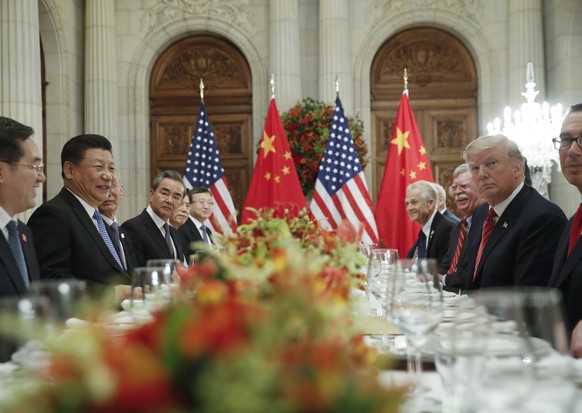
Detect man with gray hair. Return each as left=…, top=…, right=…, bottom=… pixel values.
left=405, top=180, right=454, bottom=264
left=433, top=183, right=460, bottom=223
left=462, top=134, right=566, bottom=290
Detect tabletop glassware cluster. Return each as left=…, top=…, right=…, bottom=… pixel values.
left=359, top=244, right=580, bottom=413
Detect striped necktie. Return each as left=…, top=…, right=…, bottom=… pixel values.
left=201, top=224, right=210, bottom=244
left=93, top=210, right=124, bottom=270
left=163, top=223, right=175, bottom=258
left=447, top=218, right=468, bottom=273
left=473, top=208, right=497, bottom=282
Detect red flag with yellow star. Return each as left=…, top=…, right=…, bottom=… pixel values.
left=241, top=98, right=307, bottom=223
left=375, top=91, right=434, bottom=256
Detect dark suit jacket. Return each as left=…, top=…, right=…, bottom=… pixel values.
left=464, top=185, right=566, bottom=291
left=548, top=216, right=582, bottom=335
left=121, top=209, right=185, bottom=267
left=178, top=218, right=212, bottom=262
left=27, top=188, right=130, bottom=295
left=0, top=220, right=41, bottom=297
left=438, top=218, right=472, bottom=293
left=104, top=221, right=138, bottom=273
left=406, top=211, right=454, bottom=265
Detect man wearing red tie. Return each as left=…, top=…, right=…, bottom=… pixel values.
left=548, top=103, right=582, bottom=357
left=437, top=164, right=484, bottom=292
left=462, top=134, right=566, bottom=291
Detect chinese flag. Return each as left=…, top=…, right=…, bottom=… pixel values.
left=375, top=91, right=434, bottom=257
left=241, top=98, right=307, bottom=223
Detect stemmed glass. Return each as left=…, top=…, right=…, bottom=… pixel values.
left=387, top=258, right=443, bottom=390
left=473, top=288, right=575, bottom=413
left=28, top=279, right=89, bottom=322
left=130, top=266, right=173, bottom=322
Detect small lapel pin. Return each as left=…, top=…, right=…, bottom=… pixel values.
left=121, top=233, right=125, bottom=239
left=502, top=222, right=508, bottom=228
left=21, top=233, right=27, bottom=243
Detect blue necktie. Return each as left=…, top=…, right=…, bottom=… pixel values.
left=201, top=224, right=210, bottom=245
left=417, top=230, right=427, bottom=259
left=93, top=210, right=124, bottom=269
left=6, top=221, right=29, bottom=287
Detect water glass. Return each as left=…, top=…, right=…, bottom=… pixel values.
left=28, top=279, right=89, bottom=322
left=131, top=266, right=172, bottom=320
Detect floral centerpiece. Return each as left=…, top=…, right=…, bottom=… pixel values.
left=0, top=214, right=402, bottom=413
left=282, top=98, right=369, bottom=198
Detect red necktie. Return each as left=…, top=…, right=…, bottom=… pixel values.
left=473, top=208, right=497, bottom=282
left=447, top=218, right=468, bottom=273
left=568, top=204, right=582, bottom=256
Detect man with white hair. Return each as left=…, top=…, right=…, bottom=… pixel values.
left=434, top=182, right=460, bottom=223
left=405, top=180, right=454, bottom=264
left=462, top=134, right=566, bottom=290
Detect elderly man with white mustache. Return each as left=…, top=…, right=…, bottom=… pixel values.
left=437, top=164, right=484, bottom=292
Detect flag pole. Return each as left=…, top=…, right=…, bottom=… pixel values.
left=403, top=68, right=408, bottom=96
left=270, top=74, right=275, bottom=99
left=200, top=78, right=205, bottom=102
left=335, top=76, right=340, bottom=98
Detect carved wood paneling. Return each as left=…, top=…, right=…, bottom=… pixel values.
left=370, top=27, right=478, bottom=211
left=150, top=35, right=252, bottom=218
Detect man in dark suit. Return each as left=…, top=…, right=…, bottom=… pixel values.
left=437, top=164, right=484, bottom=293
left=405, top=180, right=454, bottom=265
left=98, top=172, right=138, bottom=272
left=27, top=134, right=131, bottom=301
left=462, top=134, right=566, bottom=291
left=121, top=170, right=186, bottom=267
left=547, top=103, right=582, bottom=356
left=0, top=117, right=44, bottom=297
left=179, top=187, right=214, bottom=262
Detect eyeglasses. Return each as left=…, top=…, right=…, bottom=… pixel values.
left=553, top=135, right=582, bottom=151
left=449, top=183, right=471, bottom=192
left=0, top=160, right=44, bottom=176
left=192, top=200, right=214, bottom=207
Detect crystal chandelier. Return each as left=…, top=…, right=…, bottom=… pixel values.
left=486, top=62, right=563, bottom=198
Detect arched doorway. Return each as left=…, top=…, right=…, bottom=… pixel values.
left=370, top=27, right=477, bottom=215
left=149, top=35, right=252, bottom=214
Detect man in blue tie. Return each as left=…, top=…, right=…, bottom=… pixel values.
left=0, top=116, right=44, bottom=297
left=28, top=134, right=132, bottom=302
left=405, top=180, right=454, bottom=265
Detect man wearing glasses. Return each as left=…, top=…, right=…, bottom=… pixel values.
left=548, top=103, right=582, bottom=357
left=0, top=116, right=44, bottom=297
left=179, top=187, right=214, bottom=262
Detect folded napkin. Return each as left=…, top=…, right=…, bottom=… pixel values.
left=354, top=316, right=401, bottom=335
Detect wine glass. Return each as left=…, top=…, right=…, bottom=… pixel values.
left=146, top=259, right=182, bottom=284
left=387, top=258, right=443, bottom=390
left=471, top=288, right=539, bottom=411
left=433, top=319, right=489, bottom=413
left=28, top=279, right=89, bottom=322
left=130, top=266, right=172, bottom=321
left=0, top=296, right=54, bottom=365
left=473, top=288, right=575, bottom=413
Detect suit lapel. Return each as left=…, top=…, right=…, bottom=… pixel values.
left=62, top=189, right=125, bottom=273
left=18, top=221, right=39, bottom=283
left=550, top=218, right=581, bottom=288
left=426, top=214, right=439, bottom=254
left=142, top=211, right=172, bottom=256
left=0, top=235, right=27, bottom=294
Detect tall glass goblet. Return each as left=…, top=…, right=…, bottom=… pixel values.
left=471, top=288, right=537, bottom=411
left=387, top=258, right=443, bottom=389
left=28, top=279, right=89, bottom=322
left=130, top=266, right=172, bottom=322
left=474, top=287, right=575, bottom=413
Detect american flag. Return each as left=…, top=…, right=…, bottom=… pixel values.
left=310, top=97, right=378, bottom=244
left=184, top=102, right=237, bottom=234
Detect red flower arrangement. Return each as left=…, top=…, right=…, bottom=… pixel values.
left=282, top=98, right=369, bottom=198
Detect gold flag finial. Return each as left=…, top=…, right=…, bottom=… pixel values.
left=403, top=68, right=408, bottom=91
left=270, top=74, right=275, bottom=99
left=200, top=78, right=205, bottom=101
